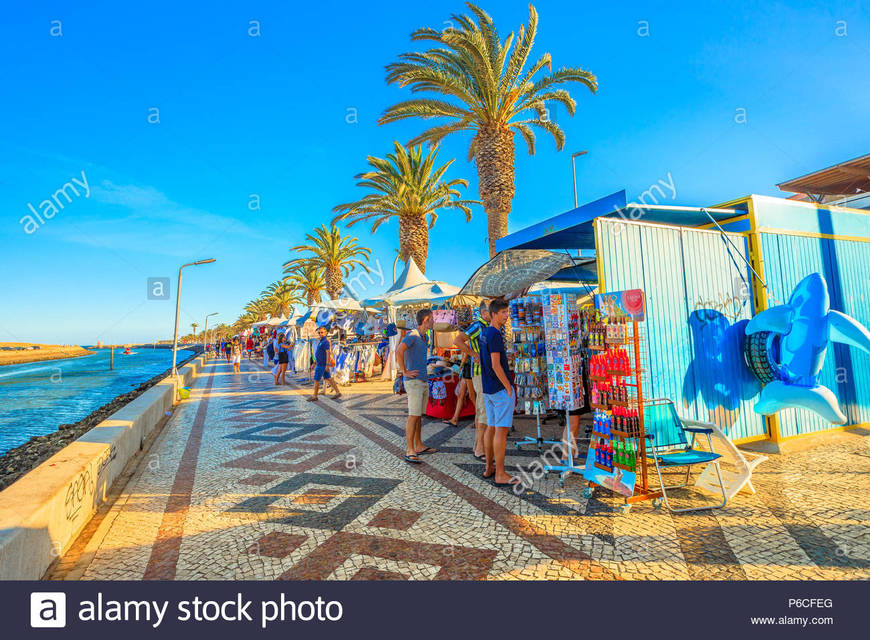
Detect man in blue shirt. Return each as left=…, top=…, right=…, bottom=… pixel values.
left=308, top=326, right=342, bottom=401
left=396, top=309, right=436, bottom=463
left=480, top=299, right=517, bottom=486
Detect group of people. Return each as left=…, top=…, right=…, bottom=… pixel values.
left=397, top=301, right=519, bottom=487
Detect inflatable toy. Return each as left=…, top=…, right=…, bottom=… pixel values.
left=745, top=273, right=870, bottom=424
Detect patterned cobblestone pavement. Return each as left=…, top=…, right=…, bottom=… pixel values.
left=53, top=360, right=870, bottom=581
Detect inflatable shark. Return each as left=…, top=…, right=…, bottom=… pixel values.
left=745, top=273, right=870, bottom=424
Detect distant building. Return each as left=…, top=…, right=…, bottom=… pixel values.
left=777, top=153, right=870, bottom=210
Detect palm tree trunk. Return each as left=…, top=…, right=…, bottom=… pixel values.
left=398, top=213, right=429, bottom=274
left=307, top=291, right=318, bottom=305
left=325, top=267, right=343, bottom=299
left=475, top=127, right=515, bottom=257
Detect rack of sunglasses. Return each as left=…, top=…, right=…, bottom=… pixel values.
left=509, top=297, right=561, bottom=451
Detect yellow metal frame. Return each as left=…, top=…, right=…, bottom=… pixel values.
left=776, top=422, right=869, bottom=442
left=755, top=227, right=870, bottom=244
left=594, top=218, right=605, bottom=293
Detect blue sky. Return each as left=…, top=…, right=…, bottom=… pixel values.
left=1, top=0, right=867, bottom=344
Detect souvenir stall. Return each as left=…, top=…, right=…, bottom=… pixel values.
left=366, top=257, right=476, bottom=420
left=308, top=298, right=385, bottom=385
left=459, top=249, right=600, bottom=480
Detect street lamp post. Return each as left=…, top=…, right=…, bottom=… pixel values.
left=203, top=312, right=218, bottom=359
left=172, top=258, right=216, bottom=377
left=571, top=150, right=588, bottom=208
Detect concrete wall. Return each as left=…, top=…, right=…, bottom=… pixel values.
left=0, top=356, right=204, bottom=580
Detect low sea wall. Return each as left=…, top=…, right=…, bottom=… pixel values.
left=0, top=356, right=205, bottom=580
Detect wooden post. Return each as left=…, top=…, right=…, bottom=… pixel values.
left=110, top=345, right=114, bottom=370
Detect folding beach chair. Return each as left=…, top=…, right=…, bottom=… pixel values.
left=693, top=422, right=768, bottom=501
left=644, top=398, right=727, bottom=513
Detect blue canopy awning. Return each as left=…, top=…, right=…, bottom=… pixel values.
left=495, top=190, right=745, bottom=252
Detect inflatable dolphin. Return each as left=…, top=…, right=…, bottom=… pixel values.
left=745, top=273, right=870, bottom=424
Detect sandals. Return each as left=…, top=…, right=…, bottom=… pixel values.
left=473, top=454, right=486, bottom=462
left=404, top=454, right=422, bottom=464
left=494, top=478, right=521, bottom=487
left=416, top=447, right=438, bottom=455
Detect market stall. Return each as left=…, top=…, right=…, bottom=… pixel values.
left=367, top=258, right=477, bottom=420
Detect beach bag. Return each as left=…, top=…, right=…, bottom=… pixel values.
left=433, top=309, right=458, bottom=332
left=271, top=364, right=279, bottom=375
left=393, top=376, right=406, bottom=395
left=429, top=380, right=447, bottom=402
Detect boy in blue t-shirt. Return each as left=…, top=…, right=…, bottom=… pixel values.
left=479, top=299, right=517, bottom=486
left=308, top=326, right=342, bottom=401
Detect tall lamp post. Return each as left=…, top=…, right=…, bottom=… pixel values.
left=571, top=150, right=588, bottom=208
left=203, top=312, right=218, bottom=359
left=172, top=258, right=216, bottom=376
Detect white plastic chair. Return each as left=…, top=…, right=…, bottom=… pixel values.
left=694, top=422, right=768, bottom=500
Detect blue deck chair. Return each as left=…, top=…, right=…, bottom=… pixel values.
left=644, top=398, right=727, bottom=513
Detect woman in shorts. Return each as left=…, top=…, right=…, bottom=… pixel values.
left=274, top=334, right=290, bottom=385
left=447, top=353, right=475, bottom=427
left=230, top=337, right=243, bottom=373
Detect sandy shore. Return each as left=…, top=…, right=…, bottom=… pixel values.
left=0, top=343, right=94, bottom=366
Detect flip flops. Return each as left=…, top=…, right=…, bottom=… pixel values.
left=417, top=447, right=438, bottom=455
left=404, top=454, right=422, bottom=464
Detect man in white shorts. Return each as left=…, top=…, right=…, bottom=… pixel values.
left=396, top=309, right=437, bottom=464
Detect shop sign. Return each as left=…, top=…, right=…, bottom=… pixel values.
left=594, top=289, right=645, bottom=321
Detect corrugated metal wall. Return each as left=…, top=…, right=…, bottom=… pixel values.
left=759, top=233, right=870, bottom=435
left=596, top=218, right=767, bottom=441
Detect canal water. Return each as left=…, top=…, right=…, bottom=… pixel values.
left=0, top=347, right=193, bottom=455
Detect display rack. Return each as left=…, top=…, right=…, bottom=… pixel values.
left=540, top=293, right=586, bottom=485
left=509, top=296, right=560, bottom=452
left=582, top=290, right=662, bottom=512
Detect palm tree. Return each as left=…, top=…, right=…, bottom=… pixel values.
left=380, top=2, right=597, bottom=256
left=190, top=322, right=199, bottom=337
left=244, top=298, right=271, bottom=321
left=284, top=264, right=327, bottom=305
left=261, top=280, right=302, bottom=318
left=332, top=142, right=478, bottom=273
left=283, top=224, right=371, bottom=299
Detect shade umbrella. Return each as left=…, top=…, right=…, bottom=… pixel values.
left=381, top=281, right=461, bottom=307
left=362, top=257, right=428, bottom=307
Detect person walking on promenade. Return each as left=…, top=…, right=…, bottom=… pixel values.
left=453, top=301, right=490, bottom=460
left=307, top=326, right=341, bottom=401
left=480, top=300, right=517, bottom=486
left=265, top=335, right=275, bottom=370
left=397, top=309, right=437, bottom=463
left=224, top=339, right=232, bottom=363
left=245, top=335, right=255, bottom=359
left=230, top=337, right=242, bottom=374
left=275, top=333, right=292, bottom=385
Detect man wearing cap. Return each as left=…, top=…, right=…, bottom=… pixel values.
left=308, top=326, right=342, bottom=401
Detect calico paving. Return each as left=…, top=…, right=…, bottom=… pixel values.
left=49, top=359, right=870, bottom=581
